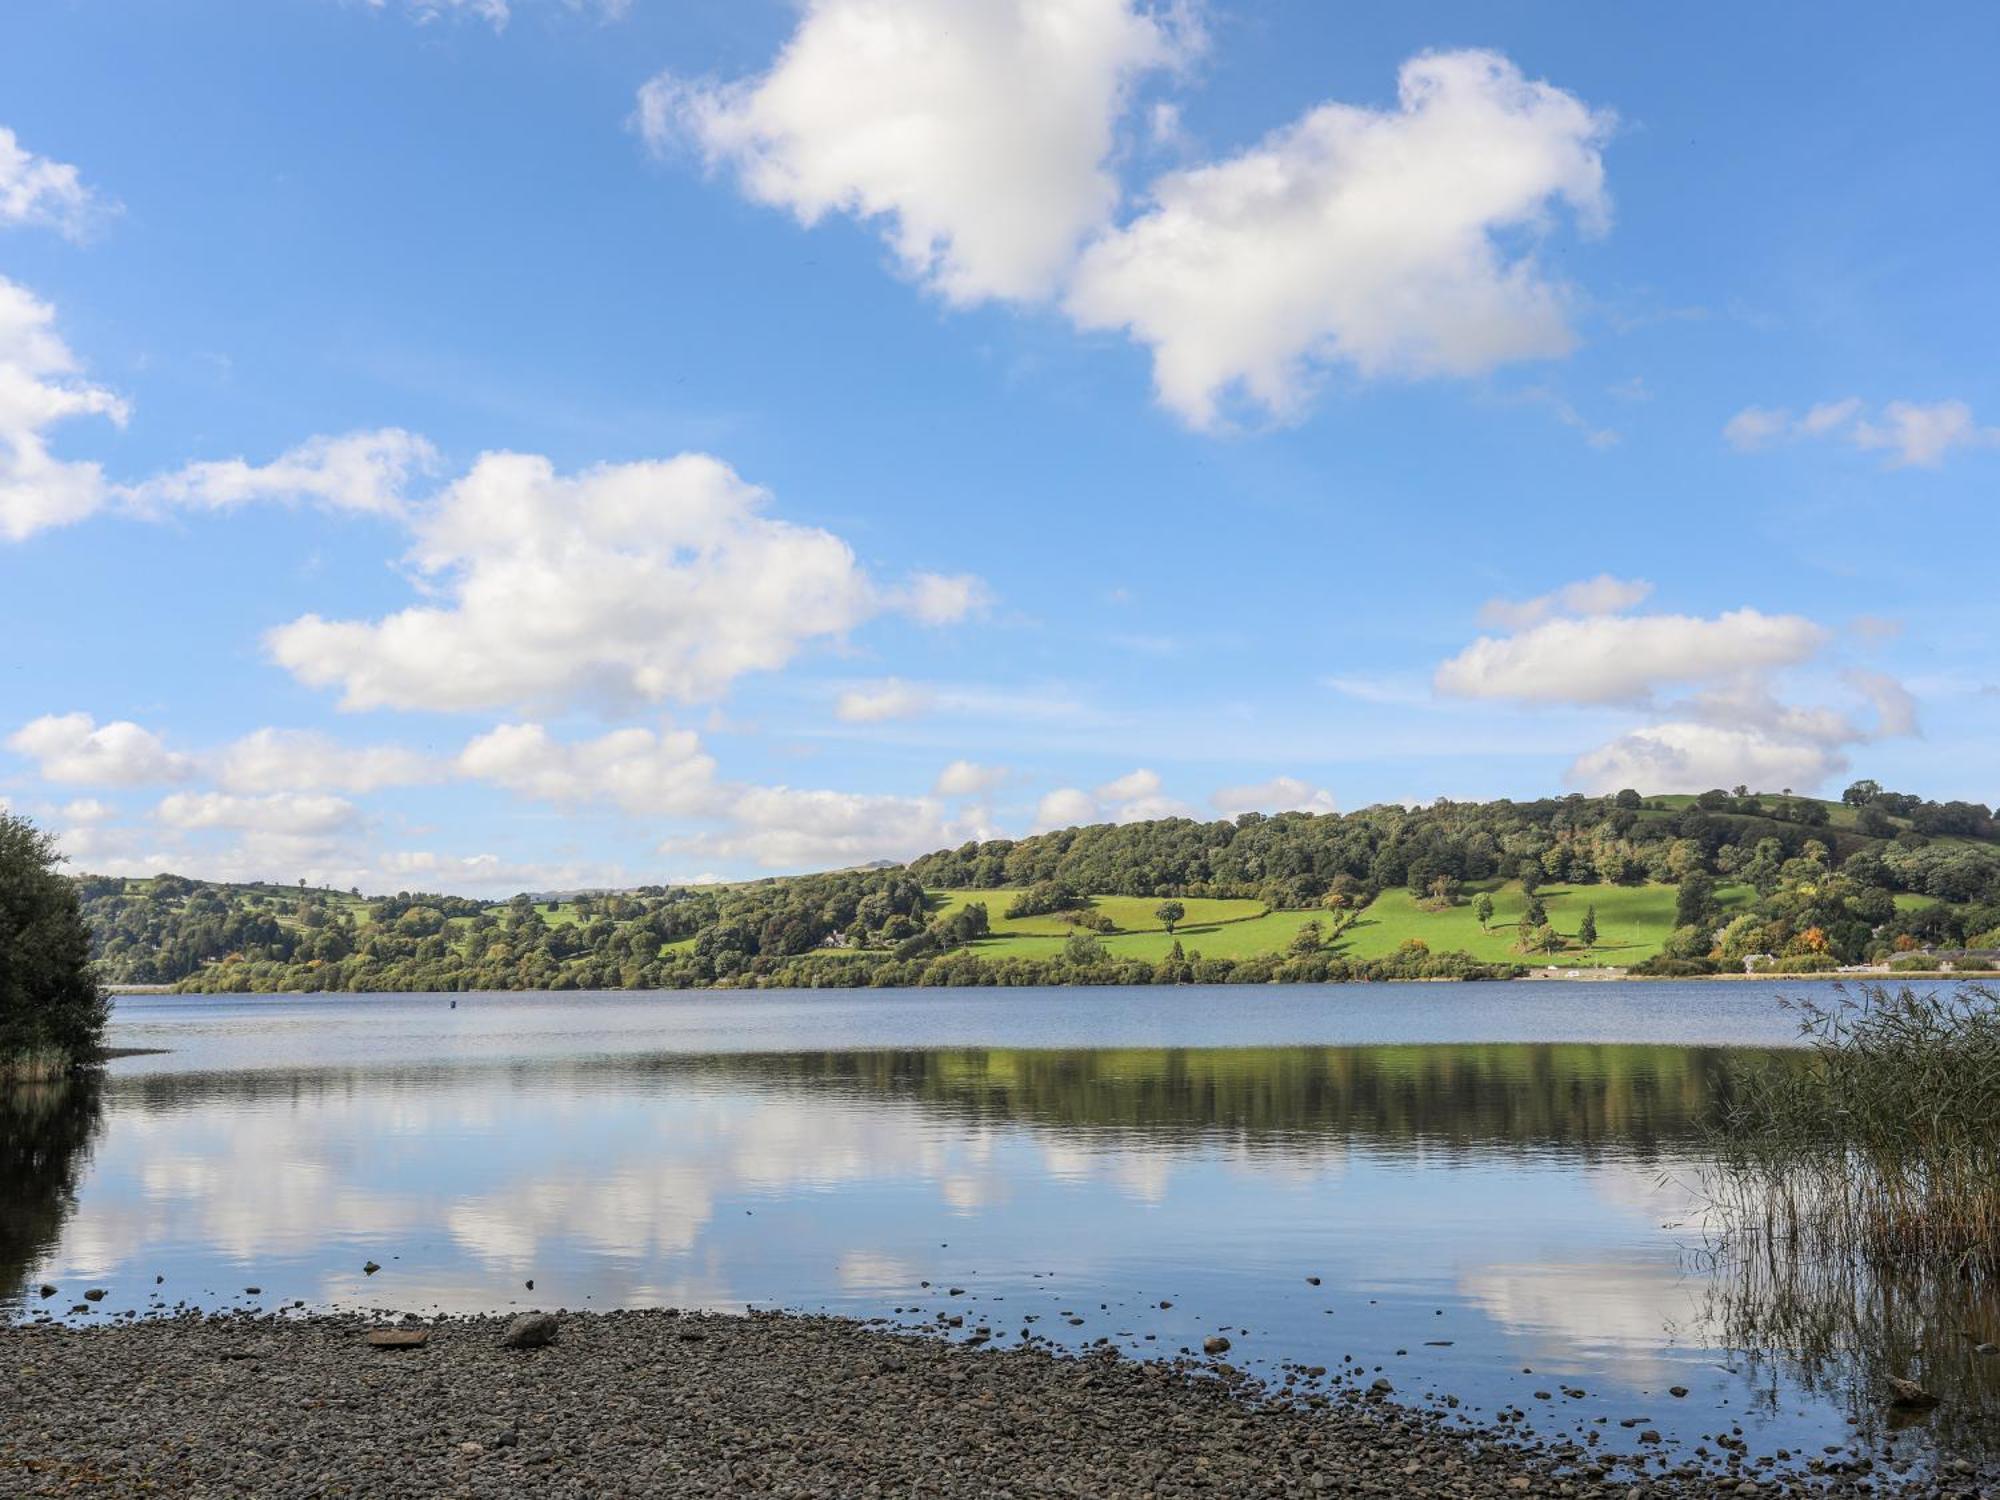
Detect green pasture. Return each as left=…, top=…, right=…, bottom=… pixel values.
left=940, top=879, right=1752, bottom=969
left=925, top=889, right=1265, bottom=937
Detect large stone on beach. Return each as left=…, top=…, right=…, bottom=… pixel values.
left=1887, top=1377, right=1939, bottom=1409
left=503, top=1313, right=559, bottom=1350
left=1202, top=1336, right=1230, bottom=1356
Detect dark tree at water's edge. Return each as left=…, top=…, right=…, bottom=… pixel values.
left=1, top=814, right=107, bottom=1069
left=0, top=1072, right=104, bottom=1304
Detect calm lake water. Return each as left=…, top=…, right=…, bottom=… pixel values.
left=7, top=981, right=1997, bottom=1473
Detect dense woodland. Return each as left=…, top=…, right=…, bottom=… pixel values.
left=73, top=782, right=2000, bottom=994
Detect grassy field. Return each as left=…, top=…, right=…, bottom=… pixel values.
left=923, top=879, right=1748, bottom=968
left=1333, top=879, right=1750, bottom=966
left=926, top=889, right=1265, bottom=938
left=959, top=906, right=1331, bottom=963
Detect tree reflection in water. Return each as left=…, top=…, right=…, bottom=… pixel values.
left=0, top=1072, right=105, bottom=1308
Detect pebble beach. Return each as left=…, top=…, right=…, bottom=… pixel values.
left=1, top=1309, right=1988, bottom=1499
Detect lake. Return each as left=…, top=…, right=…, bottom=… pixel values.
left=6, top=981, right=1997, bottom=1474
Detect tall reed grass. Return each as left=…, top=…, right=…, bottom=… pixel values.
left=1706, top=983, right=2000, bottom=1273
left=0, top=1045, right=78, bottom=1082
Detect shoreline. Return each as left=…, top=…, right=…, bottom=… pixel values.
left=0, top=1308, right=1938, bottom=1497
left=113, top=969, right=1971, bottom=999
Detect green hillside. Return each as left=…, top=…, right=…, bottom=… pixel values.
left=63, top=779, right=2000, bottom=992
left=925, top=880, right=1748, bottom=968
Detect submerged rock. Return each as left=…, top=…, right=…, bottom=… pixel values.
left=1886, top=1378, right=1939, bottom=1410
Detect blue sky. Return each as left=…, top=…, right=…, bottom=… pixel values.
left=2, top=0, right=1996, bottom=893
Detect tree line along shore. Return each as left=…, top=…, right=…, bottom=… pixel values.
left=41, top=781, right=2000, bottom=997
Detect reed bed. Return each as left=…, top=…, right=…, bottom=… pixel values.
left=0, top=1046, right=79, bottom=1083
left=1705, top=983, right=2000, bottom=1273
left=1692, top=1233, right=2000, bottom=1456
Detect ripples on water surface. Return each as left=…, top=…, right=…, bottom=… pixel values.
left=6, top=982, right=1998, bottom=1471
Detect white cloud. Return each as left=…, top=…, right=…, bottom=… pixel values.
left=382, top=0, right=512, bottom=24
left=1567, top=724, right=1847, bottom=797
left=364, top=0, right=630, bottom=31
left=457, top=722, right=718, bottom=816
left=1095, top=766, right=1160, bottom=801
left=7, top=713, right=192, bottom=786
left=59, top=798, right=116, bottom=823
left=0, top=126, right=110, bottom=240
left=1322, top=674, right=1432, bottom=707
left=1724, top=397, right=1997, bottom=468
left=1843, top=669, right=1918, bottom=738
left=835, top=678, right=935, bottom=723
left=1435, top=594, right=1919, bottom=797
left=126, top=429, right=437, bottom=519
left=1034, top=786, right=1100, bottom=830
left=657, top=33, right=1612, bottom=430
left=933, top=759, right=1008, bottom=797
left=641, top=0, right=1192, bottom=305
left=267, top=450, right=982, bottom=712
left=46, top=821, right=174, bottom=877
left=216, top=728, right=442, bottom=794
left=1477, top=574, right=1651, bottom=631
left=1112, top=793, right=1193, bottom=823
left=1033, top=768, right=1189, bottom=830
left=1853, top=400, right=1994, bottom=468
left=155, top=790, right=362, bottom=837
left=1065, top=50, right=1612, bottom=426
left=1210, top=775, right=1337, bottom=818
left=666, top=784, right=968, bottom=871
left=1797, top=397, right=1862, bottom=437
left=1434, top=609, right=1828, bottom=706
left=1720, top=406, right=1790, bottom=451
left=373, top=848, right=636, bottom=896
left=0, top=276, right=129, bottom=540
left=895, top=572, right=990, bottom=625
left=441, top=720, right=1000, bottom=872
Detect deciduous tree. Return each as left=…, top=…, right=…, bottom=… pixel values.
left=1, top=814, right=107, bottom=1072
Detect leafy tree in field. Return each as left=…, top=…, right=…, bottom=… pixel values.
left=1578, top=905, right=1598, bottom=950
left=1521, top=893, right=1547, bottom=931
left=1290, top=919, right=1324, bottom=956
left=1006, top=880, right=1086, bottom=919
left=1472, top=892, right=1495, bottom=930
left=1675, top=871, right=1715, bottom=931
left=1535, top=922, right=1564, bottom=954
left=1, top=814, right=107, bottom=1071
left=1857, top=805, right=1896, bottom=838
left=1154, top=900, right=1186, bottom=934
left=1062, top=931, right=1106, bottom=966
